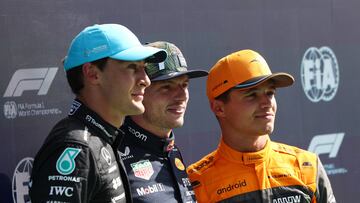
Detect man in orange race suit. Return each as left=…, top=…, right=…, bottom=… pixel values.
left=187, top=49, right=336, bottom=203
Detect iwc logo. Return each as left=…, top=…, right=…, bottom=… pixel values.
left=301, top=47, right=339, bottom=102
left=12, top=157, right=33, bottom=203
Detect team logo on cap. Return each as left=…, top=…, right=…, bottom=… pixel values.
left=131, top=160, right=154, bottom=180
left=212, top=80, right=228, bottom=92
left=175, top=158, right=185, bottom=171
left=301, top=47, right=339, bottom=102
left=158, top=62, right=165, bottom=70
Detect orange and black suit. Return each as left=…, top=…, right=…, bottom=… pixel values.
left=187, top=138, right=336, bottom=203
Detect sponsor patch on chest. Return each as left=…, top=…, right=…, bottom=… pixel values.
left=130, top=160, right=154, bottom=180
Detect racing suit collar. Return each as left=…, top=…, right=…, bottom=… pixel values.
left=218, top=137, right=271, bottom=165
left=121, top=117, right=175, bottom=156
left=68, top=99, right=124, bottom=144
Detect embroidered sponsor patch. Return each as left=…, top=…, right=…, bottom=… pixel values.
left=175, top=158, right=185, bottom=171
left=130, top=160, right=154, bottom=180
left=56, top=148, right=81, bottom=175
left=101, top=147, right=112, bottom=166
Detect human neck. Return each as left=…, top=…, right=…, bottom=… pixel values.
left=130, top=116, right=171, bottom=139
left=77, top=95, right=124, bottom=128
left=222, top=132, right=269, bottom=152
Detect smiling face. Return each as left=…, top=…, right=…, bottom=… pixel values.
left=132, top=75, right=189, bottom=137
left=213, top=80, right=277, bottom=138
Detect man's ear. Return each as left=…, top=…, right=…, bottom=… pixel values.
left=82, top=63, right=100, bottom=85
left=210, top=99, right=226, bottom=118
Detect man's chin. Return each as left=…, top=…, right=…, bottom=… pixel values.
left=127, top=103, right=145, bottom=116
left=255, top=125, right=274, bottom=135
left=264, top=127, right=274, bottom=135
left=168, top=119, right=184, bottom=129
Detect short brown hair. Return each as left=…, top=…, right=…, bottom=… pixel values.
left=66, top=57, right=109, bottom=95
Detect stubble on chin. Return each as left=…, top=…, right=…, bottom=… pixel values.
left=127, top=102, right=145, bottom=116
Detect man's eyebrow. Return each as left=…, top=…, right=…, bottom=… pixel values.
left=241, top=85, right=276, bottom=94
left=242, top=87, right=258, bottom=94
left=126, top=62, right=144, bottom=68
left=163, top=80, right=180, bottom=86
left=154, top=80, right=173, bottom=86
left=158, top=78, right=189, bottom=85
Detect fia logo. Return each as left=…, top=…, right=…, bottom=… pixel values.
left=56, top=148, right=81, bottom=175
left=3, top=67, right=58, bottom=97
left=301, top=47, right=339, bottom=102
left=12, top=157, right=33, bottom=203
left=3, top=101, right=17, bottom=119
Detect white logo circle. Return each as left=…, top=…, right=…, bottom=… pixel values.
left=12, top=157, right=33, bottom=203
left=101, top=147, right=112, bottom=165
left=301, top=47, right=339, bottom=102
left=4, top=101, right=17, bottom=119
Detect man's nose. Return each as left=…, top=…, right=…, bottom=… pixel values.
left=174, top=85, right=188, bottom=101
left=138, top=68, right=151, bottom=88
left=259, top=94, right=272, bottom=108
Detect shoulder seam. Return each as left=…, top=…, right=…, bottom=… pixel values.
left=188, top=152, right=217, bottom=174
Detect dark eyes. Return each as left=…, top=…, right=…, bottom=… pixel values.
left=161, top=85, right=171, bottom=90
left=127, top=64, right=137, bottom=70
left=267, top=90, right=276, bottom=96
left=246, top=93, right=257, bottom=98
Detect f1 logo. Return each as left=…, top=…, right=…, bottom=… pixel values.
left=308, top=133, right=345, bottom=158
left=3, top=67, right=58, bottom=97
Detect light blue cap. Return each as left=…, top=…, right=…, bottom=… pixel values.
left=63, top=24, right=167, bottom=71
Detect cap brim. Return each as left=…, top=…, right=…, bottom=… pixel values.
left=235, top=73, right=294, bottom=89
left=110, top=46, right=167, bottom=63
left=151, top=69, right=208, bottom=81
